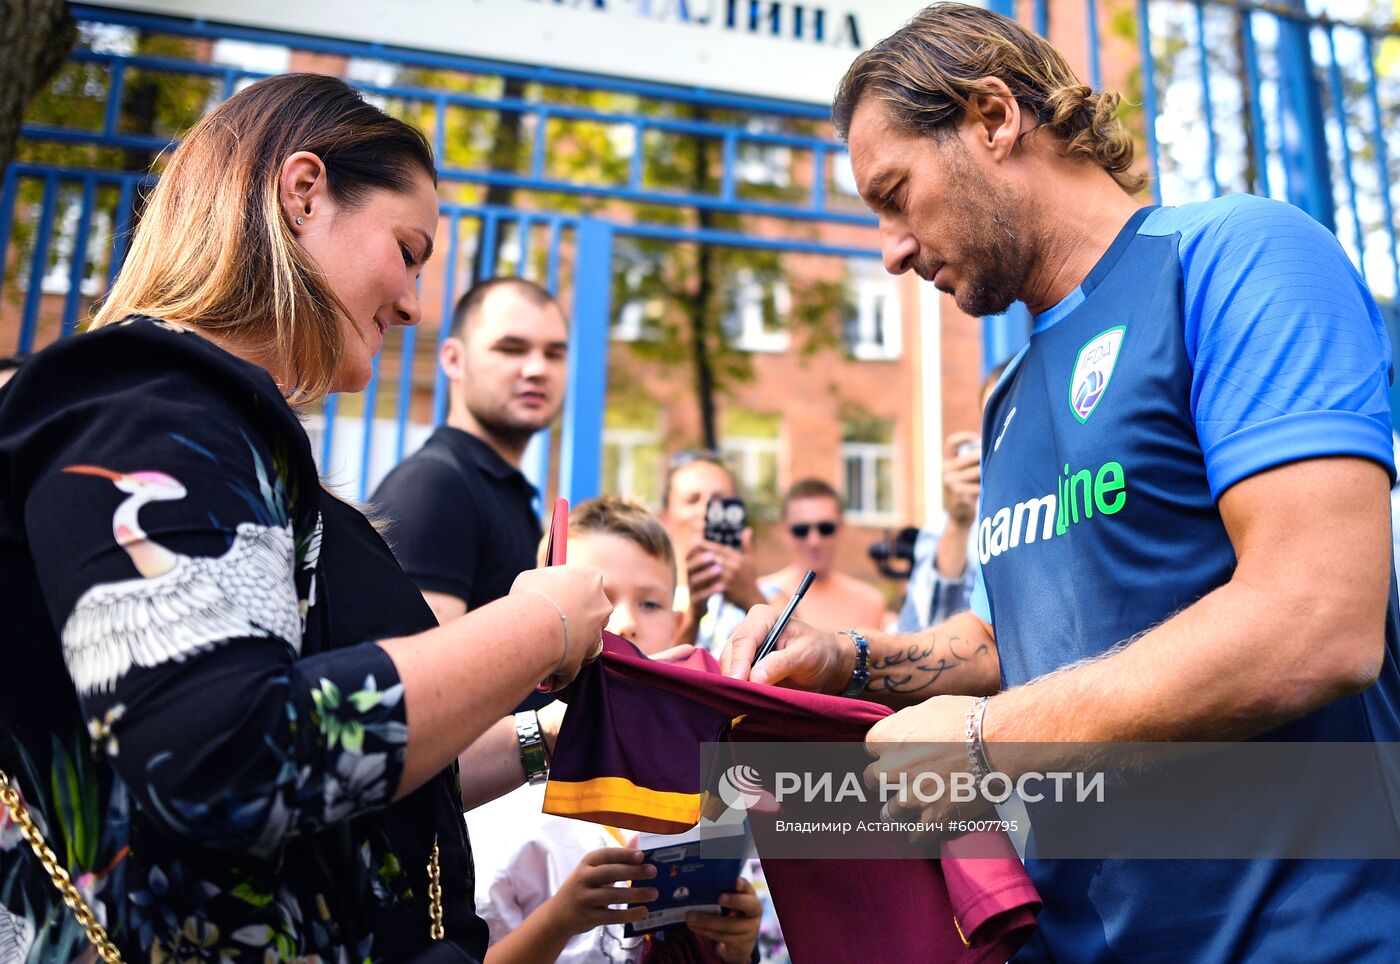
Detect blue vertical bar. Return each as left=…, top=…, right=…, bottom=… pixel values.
left=1034, top=0, right=1048, bottom=36
left=629, top=121, right=646, bottom=189
left=987, top=0, right=1013, bottom=16
left=357, top=354, right=380, bottom=502
left=103, top=61, right=126, bottom=137
left=1194, top=1, right=1221, bottom=196
left=1275, top=1, right=1335, bottom=230
left=478, top=215, right=500, bottom=284
left=811, top=146, right=827, bottom=211
left=432, top=212, right=462, bottom=427
left=320, top=394, right=339, bottom=473
left=720, top=132, right=738, bottom=201
left=221, top=68, right=237, bottom=101
left=21, top=174, right=61, bottom=354
left=1240, top=11, right=1272, bottom=198
left=62, top=176, right=98, bottom=335
left=0, top=168, right=21, bottom=309
left=1363, top=34, right=1400, bottom=304
left=529, top=218, right=567, bottom=498
left=107, top=177, right=136, bottom=287
left=1086, top=0, right=1102, bottom=90
left=1136, top=0, right=1163, bottom=203
left=394, top=319, right=419, bottom=463
left=1325, top=25, right=1366, bottom=280
left=559, top=219, right=613, bottom=504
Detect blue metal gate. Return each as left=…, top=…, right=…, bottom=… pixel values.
left=1, top=4, right=888, bottom=502
left=3, top=0, right=1397, bottom=503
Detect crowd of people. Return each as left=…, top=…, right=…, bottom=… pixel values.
left=1, top=2, right=1397, bottom=962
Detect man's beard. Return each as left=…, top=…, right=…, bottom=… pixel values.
left=471, top=404, right=554, bottom=452
left=922, top=153, right=1034, bottom=318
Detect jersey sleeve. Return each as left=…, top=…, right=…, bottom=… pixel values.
left=374, top=455, right=482, bottom=604
left=1178, top=196, right=1395, bottom=498
left=1, top=322, right=407, bottom=857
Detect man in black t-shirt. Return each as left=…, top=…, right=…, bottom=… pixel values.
left=373, top=278, right=568, bottom=625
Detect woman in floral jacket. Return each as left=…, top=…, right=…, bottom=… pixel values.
left=0, top=73, right=611, bottom=963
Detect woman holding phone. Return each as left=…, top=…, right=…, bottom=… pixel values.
left=657, top=451, right=772, bottom=654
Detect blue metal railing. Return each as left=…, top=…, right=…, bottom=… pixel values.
left=1133, top=0, right=1398, bottom=303
left=23, top=49, right=872, bottom=227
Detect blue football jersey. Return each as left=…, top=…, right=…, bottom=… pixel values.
left=969, top=195, right=1400, bottom=961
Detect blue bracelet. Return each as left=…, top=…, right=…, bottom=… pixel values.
left=839, top=630, right=870, bottom=697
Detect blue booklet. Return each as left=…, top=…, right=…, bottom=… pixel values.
left=623, top=817, right=751, bottom=935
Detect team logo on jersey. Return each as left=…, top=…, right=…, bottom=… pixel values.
left=1069, top=325, right=1126, bottom=423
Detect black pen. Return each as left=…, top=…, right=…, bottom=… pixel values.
left=751, top=569, right=816, bottom=668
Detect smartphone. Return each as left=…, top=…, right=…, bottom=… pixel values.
left=703, top=497, right=746, bottom=550
left=536, top=498, right=569, bottom=693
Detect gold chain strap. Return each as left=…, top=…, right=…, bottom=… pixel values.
left=426, top=834, right=444, bottom=941
left=0, top=768, right=124, bottom=963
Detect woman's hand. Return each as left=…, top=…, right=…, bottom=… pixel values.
left=544, top=847, right=659, bottom=936
left=511, top=564, right=612, bottom=686
left=686, top=530, right=764, bottom=612
left=685, top=877, right=762, bottom=963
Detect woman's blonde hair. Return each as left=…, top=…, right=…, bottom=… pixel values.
left=832, top=2, right=1148, bottom=194
left=92, top=73, right=437, bottom=404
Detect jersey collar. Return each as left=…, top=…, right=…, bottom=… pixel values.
left=1031, top=205, right=1158, bottom=336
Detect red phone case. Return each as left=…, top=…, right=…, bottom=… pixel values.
left=537, top=497, right=569, bottom=692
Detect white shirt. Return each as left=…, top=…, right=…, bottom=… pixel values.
left=467, top=783, right=646, bottom=964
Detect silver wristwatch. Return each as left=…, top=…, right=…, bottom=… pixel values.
left=514, top=711, right=550, bottom=785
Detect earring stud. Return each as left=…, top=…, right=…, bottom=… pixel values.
left=295, top=216, right=304, bottom=225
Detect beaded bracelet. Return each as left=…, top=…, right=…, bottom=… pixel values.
left=965, top=696, right=993, bottom=782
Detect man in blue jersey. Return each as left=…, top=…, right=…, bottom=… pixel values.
left=721, top=3, right=1400, bottom=959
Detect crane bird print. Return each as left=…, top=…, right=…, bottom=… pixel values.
left=60, top=464, right=301, bottom=696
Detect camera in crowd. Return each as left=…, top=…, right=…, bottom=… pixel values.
left=868, top=526, right=921, bottom=580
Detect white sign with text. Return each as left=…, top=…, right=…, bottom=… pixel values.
left=85, top=0, right=921, bottom=105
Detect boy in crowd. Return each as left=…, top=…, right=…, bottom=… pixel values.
left=467, top=497, right=766, bottom=963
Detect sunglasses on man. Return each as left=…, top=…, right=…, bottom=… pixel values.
left=789, top=521, right=838, bottom=539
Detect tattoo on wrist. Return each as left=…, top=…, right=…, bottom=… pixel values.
left=869, top=635, right=990, bottom=694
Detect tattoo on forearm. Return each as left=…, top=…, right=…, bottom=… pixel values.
left=869, top=635, right=991, bottom=694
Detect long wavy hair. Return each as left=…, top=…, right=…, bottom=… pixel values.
left=92, top=73, right=437, bottom=404
left=832, top=2, right=1148, bottom=194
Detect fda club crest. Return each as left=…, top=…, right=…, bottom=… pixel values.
left=1069, top=325, right=1125, bottom=423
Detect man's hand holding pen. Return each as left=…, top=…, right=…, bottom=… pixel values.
left=720, top=613, right=856, bottom=694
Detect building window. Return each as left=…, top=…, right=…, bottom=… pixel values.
left=844, top=259, right=901, bottom=360
left=720, top=410, right=782, bottom=521
left=841, top=419, right=896, bottom=524
left=735, top=118, right=792, bottom=189
left=830, top=148, right=861, bottom=199
left=613, top=240, right=665, bottom=343
left=211, top=39, right=291, bottom=76
left=722, top=267, right=790, bottom=353
left=602, top=406, right=663, bottom=505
